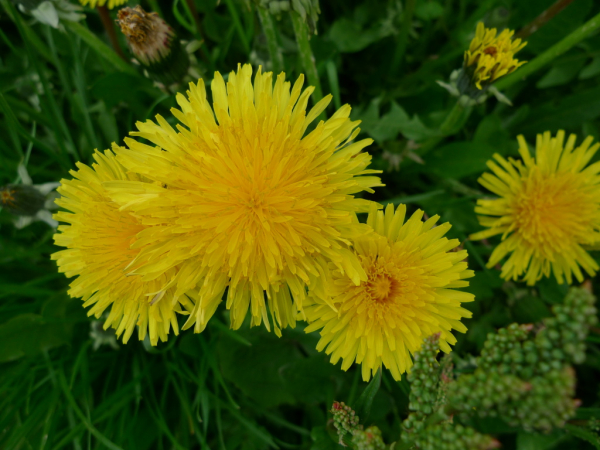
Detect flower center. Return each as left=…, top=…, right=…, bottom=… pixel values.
left=367, top=274, right=398, bottom=304
left=514, top=171, right=593, bottom=253
left=483, top=46, right=497, bottom=56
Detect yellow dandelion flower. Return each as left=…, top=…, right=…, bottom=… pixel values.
left=471, top=131, right=600, bottom=285
left=464, top=22, right=527, bottom=89
left=106, top=64, right=382, bottom=336
left=79, top=0, right=127, bottom=9
left=304, top=204, right=475, bottom=381
left=51, top=150, right=193, bottom=345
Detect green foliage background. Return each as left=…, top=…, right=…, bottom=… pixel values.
left=1, top=0, right=600, bottom=448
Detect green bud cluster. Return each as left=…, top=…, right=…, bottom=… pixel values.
left=330, top=402, right=388, bottom=449
left=351, top=426, right=385, bottom=450
left=394, top=287, right=596, bottom=448
left=331, top=401, right=360, bottom=444
left=412, top=423, right=498, bottom=450
left=402, top=334, right=442, bottom=438
left=446, top=287, right=596, bottom=431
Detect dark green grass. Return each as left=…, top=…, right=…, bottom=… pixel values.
left=1, top=0, right=600, bottom=448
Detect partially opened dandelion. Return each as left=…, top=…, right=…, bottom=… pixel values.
left=52, top=150, right=193, bottom=345
left=107, top=64, right=382, bottom=336
left=304, top=204, right=475, bottom=381
left=471, top=131, right=600, bottom=285
left=464, top=22, right=527, bottom=90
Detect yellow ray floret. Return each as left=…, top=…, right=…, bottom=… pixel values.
left=79, top=0, right=127, bottom=9
left=51, top=150, right=193, bottom=345
left=471, top=131, right=600, bottom=285
left=304, top=204, right=474, bottom=381
left=107, top=64, right=382, bottom=336
left=464, top=22, right=527, bottom=89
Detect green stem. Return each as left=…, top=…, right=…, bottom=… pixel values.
left=495, top=11, right=600, bottom=91
left=390, top=0, right=416, bottom=75
left=257, top=7, right=284, bottom=75
left=418, top=100, right=472, bottom=156
left=291, top=12, right=323, bottom=103
left=97, top=5, right=126, bottom=61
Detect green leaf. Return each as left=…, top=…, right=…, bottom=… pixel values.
left=353, top=368, right=381, bottom=422
left=514, top=86, right=600, bottom=137
left=310, top=426, right=339, bottom=450
left=414, top=1, right=444, bottom=21
left=536, top=58, right=587, bottom=89
left=424, top=142, right=497, bottom=179
left=565, top=424, right=600, bottom=450
left=516, top=430, right=566, bottom=450
left=329, top=18, right=392, bottom=53
left=0, top=313, right=73, bottom=362
left=512, top=295, right=552, bottom=324
left=354, top=99, right=435, bottom=143
left=580, top=56, right=600, bottom=80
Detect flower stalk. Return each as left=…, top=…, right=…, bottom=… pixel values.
left=495, top=11, right=600, bottom=90
left=291, top=11, right=323, bottom=104
left=257, top=7, right=284, bottom=74
left=97, top=5, right=126, bottom=60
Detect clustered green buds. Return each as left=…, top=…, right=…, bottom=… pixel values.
left=447, top=286, right=596, bottom=431
left=388, top=286, right=596, bottom=449
left=331, top=402, right=386, bottom=449
left=331, top=401, right=360, bottom=445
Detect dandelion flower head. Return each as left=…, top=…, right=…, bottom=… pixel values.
left=79, top=0, right=127, bottom=9
left=52, top=150, right=192, bottom=346
left=464, top=22, right=526, bottom=89
left=471, top=131, right=600, bottom=285
left=304, top=204, right=474, bottom=381
left=117, top=6, right=176, bottom=66
left=108, top=64, right=382, bottom=336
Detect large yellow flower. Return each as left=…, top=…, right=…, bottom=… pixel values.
left=79, top=0, right=127, bottom=9
left=52, top=150, right=192, bottom=345
left=304, top=204, right=474, bottom=381
left=471, top=131, right=600, bottom=285
left=464, top=22, right=526, bottom=89
left=107, top=64, right=382, bottom=336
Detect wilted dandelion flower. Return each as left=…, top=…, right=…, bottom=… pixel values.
left=117, top=5, right=189, bottom=84
left=108, top=64, right=382, bottom=336
left=464, top=22, right=526, bottom=89
left=304, top=204, right=474, bottom=381
left=471, top=131, right=600, bottom=285
left=52, top=150, right=192, bottom=345
left=79, top=0, right=126, bottom=9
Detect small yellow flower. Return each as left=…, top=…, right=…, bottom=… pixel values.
left=471, top=131, right=600, bottom=285
left=79, top=0, right=127, bottom=9
left=464, top=22, right=527, bottom=89
left=51, top=150, right=193, bottom=345
left=304, top=204, right=474, bottom=381
left=106, top=64, right=382, bottom=336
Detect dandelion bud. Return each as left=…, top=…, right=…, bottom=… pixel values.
left=1, top=184, right=46, bottom=217
left=463, top=22, right=527, bottom=91
left=117, top=5, right=189, bottom=85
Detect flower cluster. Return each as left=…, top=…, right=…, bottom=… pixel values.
left=51, top=64, right=475, bottom=382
